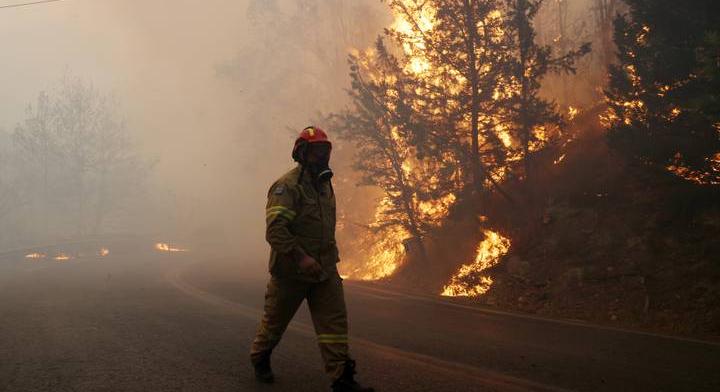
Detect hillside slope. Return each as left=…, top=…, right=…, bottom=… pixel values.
left=401, top=112, right=720, bottom=338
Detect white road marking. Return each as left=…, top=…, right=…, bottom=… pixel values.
left=166, top=262, right=573, bottom=392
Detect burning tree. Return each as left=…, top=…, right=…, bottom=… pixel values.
left=386, top=0, right=588, bottom=189
left=331, top=0, right=589, bottom=282
left=503, top=0, right=589, bottom=183
left=604, top=0, right=720, bottom=184
left=331, top=39, right=459, bottom=278
left=386, top=0, right=513, bottom=194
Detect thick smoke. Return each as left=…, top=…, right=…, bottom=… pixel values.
left=0, top=0, right=389, bottom=269
left=0, top=0, right=613, bottom=267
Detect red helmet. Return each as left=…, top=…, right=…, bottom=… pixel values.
left=292, top=126, right=332, bottom=162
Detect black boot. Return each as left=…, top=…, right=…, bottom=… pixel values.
left=252, top=354, right=274, bottom=384
left=331, top=360, right=374, bottom=392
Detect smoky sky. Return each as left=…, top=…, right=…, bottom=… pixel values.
left=0, top=0, right=598, bottom=262
left=0, top=0, right=391, bottom=264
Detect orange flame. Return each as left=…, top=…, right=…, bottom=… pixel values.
left=340, top=197, right=410, bottom=280
left=25, top=252, right=46, bottom=260
left=54, top=253, right=71, bottom=262
left=155, top=242, right=187, bottom=253
left=342, top=2, right=518, bottom=282
left=568, top=106, right=580, bottom=121
left=667, top=152, right=720, bottom=185
left=441, top=230, right=511, bottom=297
left=352, top=226, right=409, bottom=281
left=391, top=0, right=436, bottom=75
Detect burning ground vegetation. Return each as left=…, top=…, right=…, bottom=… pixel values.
left=331, top=0, right=720, bottom=336
left=155, top=242, right=188, bottom=253
left=25, top=250, right=102, bottom=262
left=23, top=243, right=187, bottom=262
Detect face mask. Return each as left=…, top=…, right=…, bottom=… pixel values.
left=308, top=159, right=333, bottom=183
left=315, top=165, right=334, bottom=183
left=305, top=143, right=333, bottom=182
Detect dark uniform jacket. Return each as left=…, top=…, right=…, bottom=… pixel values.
left=265, top=165, right=339, bottom=281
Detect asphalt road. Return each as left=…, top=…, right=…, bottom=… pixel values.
left=1, top=243, right=719, bottom=392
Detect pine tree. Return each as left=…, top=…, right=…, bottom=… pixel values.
left=605, top=0, right=720, bottom=184
left=330, top=39, right=460, bottom=263
left=503, top=0, right=589, bottom=183
left=387, top=0, right=515, bottom=194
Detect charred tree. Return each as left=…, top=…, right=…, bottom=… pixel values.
left=504, top=0, right=589, bottom=184
left=605, top=0, right=720, bottom=184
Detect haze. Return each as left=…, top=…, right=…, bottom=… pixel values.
left=0, top=0, right=388, bottom=263
left=1, top=1, right=718, bottom=391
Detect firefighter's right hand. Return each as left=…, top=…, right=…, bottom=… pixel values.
left=298, top=254, right=323, bottom=276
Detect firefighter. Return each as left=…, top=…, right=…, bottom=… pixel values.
left=250, top=126, right=374, bottom=392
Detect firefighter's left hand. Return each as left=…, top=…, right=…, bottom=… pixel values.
left=298, top=254, right=323, bottom=276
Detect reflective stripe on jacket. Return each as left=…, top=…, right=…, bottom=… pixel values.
left=265, top=165, right=338, bottom=281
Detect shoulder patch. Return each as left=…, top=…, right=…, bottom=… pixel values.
left=273, top=184, right=286, bottom=195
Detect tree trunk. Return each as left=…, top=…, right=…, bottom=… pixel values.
left=463, top=0, right=483, bottom=193
left=596, top=0, right=617, bottom=68
left=517, top=0, right=532, bottom=184
left=386, top=132, right=429, bottom=265
left=558, top=0, right=569, bottom=103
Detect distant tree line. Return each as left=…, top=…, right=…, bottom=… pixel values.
left=0, top=75, right=153, bottom=249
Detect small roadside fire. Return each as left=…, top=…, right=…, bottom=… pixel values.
left=441, top=229, right=511, bottom=297
left=99, top=248, right=110, bottom=257
left=155, top=243, right=187, bottom=253
left=54, top=253, right=72, bottom=262
left=25, top=252, right=46, bottom=260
